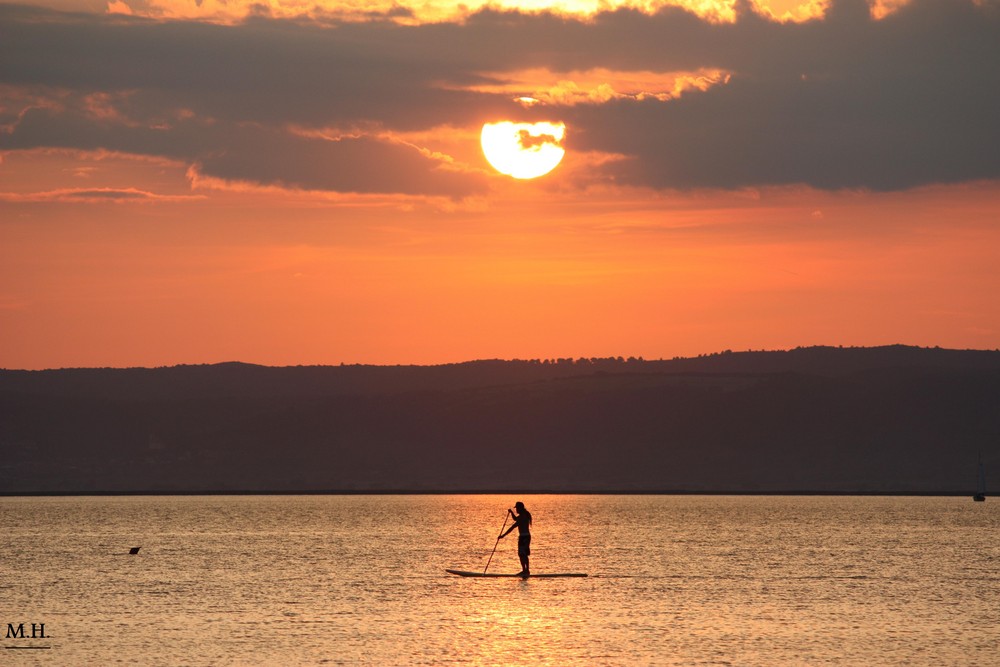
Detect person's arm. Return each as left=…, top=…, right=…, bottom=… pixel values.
left=499, top=510, right=518, bottom=538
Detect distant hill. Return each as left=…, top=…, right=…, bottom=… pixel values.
left=2, top=346, right=998, bottom=494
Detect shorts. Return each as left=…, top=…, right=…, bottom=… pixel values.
left=518, top=533, right=531, bottom=558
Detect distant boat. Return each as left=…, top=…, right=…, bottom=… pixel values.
left=973, top=453, right=986, bottom=502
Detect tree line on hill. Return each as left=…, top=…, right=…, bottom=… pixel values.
left=1, top=345, right=998, bottom=494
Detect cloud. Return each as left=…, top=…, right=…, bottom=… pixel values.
left=1, top=105, right=490, bottom=196
left=106, top=0, right=133, bottom=15
left=0, top=186, right=205, bottom=203
left=1, top=0, right=998, bottom=194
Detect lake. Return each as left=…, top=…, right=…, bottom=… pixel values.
left=2, top=495, right=997, bottom=665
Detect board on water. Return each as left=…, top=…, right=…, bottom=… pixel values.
left=446, top=569, right=587, bottom=578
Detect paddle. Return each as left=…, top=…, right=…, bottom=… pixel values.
left=483, top=511, right=509, bottom=575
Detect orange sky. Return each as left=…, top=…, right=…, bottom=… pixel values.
left=2, top=0, right=999, bottom=369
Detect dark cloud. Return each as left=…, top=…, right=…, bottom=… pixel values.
left=566, top=0, right=1000, bottom=191
left=518, top=129, right=560, bottom=150
left=1, top=106, right=489, bottom=196
left=195, top=126, right=488, bottom=196
left=1, top=0, right=998, bottom=194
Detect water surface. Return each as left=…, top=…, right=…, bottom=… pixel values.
left=2, top=495, right=997, bottom=665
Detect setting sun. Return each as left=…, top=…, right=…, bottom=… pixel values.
left=2, top=0, right=999, bottom=369
left=481, top=121, right=566, bottom=179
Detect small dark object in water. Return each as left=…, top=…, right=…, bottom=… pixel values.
left=129, top=546, right=141, bottom=555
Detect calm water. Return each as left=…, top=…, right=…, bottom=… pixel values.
left=2, top=495, right=997, bottom=665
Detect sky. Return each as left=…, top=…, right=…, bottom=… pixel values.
left=1, top=0, right=999, bottom=369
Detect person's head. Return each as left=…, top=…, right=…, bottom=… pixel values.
left=514, top=501, right=525, bottom=512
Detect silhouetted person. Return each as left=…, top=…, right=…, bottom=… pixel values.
left=500, top=501, right=532, bottom=576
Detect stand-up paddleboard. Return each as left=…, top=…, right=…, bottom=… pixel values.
left=446, top=569, right=587, bottom=578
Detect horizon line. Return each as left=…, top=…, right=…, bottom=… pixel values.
left=4, top=343, right=999, bottom=373
left=0, top=489, right=989, bottom=498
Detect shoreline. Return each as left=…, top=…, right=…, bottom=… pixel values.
left=0, top=489, right=988, bottom=497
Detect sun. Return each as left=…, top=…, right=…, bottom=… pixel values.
left=481, top=121, right=566, bottom=179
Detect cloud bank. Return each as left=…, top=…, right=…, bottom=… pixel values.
left=1, top=0, right=998, bottom=196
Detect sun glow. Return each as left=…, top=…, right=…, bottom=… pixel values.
left=98, top=0, right=843, bottom=25
left=461, top=67, right=731, bottom=106
left=481, top=121, right=566, bottom=180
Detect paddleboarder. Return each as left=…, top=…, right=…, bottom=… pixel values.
left=499, top=501, right=532, bottom=576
